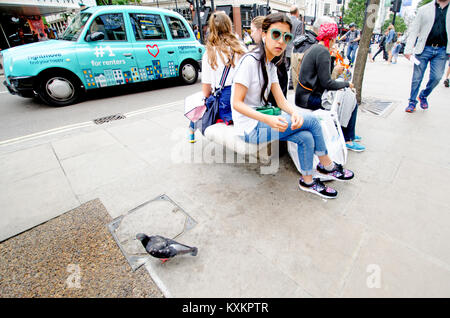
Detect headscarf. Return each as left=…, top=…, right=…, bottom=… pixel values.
left=316, top=22, right=338, bottom=49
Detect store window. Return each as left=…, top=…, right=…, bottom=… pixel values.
left=129, top=13, right=167, bottom=40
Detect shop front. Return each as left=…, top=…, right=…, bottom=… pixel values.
left=0, top=0, right=96, bottom=50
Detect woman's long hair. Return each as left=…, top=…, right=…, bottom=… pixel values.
left=206, top=11, right=245, bottom=70
left=256, top=13, right=292, bottom=105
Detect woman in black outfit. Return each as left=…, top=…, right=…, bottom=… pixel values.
left=295, top=22, right=365, bottom=152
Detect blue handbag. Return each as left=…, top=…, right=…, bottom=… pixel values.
left=201, top=63, right=232, bottom=135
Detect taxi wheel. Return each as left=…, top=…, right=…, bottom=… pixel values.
left=179, top=61, right=198, bottom=85
left=38, top=72, right=82, bottom=106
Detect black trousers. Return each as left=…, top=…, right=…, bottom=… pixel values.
left=341, top=104, right=358, bottom=142
left=372, top=46, right=387, bottom=61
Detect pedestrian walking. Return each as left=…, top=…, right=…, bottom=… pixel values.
left=386, top=24, right=397, bottom=64
left=404, top=0, right=450, bottom=112
left=286, top=6, right=304, bottom=90
left=340, top=23, right=360, bottom=67
left=444, top=62, right=450, bottom=87
left=372, top=29, right=389, bottom=61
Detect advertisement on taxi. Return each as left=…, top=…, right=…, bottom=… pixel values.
left=1, top=5, right=204, bottom=106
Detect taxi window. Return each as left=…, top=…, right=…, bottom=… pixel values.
left=87, top=13, right=127, bottom=41
left=62, top=12, right=91, bottom=41
left=129, top=13, right=167, bottom=40
left=165, top=16, right=190, bottom=39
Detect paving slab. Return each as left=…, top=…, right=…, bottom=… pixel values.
left=0, top=168, right=79, bottom=242
left=341, top=231, right=450, bottom=297
left=0, top=143, right=60, bottom=185
left=59, top=143, right=148, bottom=196
left=51, top=129, right=118, bottom=160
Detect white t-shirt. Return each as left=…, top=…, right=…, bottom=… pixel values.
left=202, top=48, right=242, bottom=89
left=231, top=52, right=279, bottom=136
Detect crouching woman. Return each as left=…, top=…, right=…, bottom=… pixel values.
left=231, top=13, right=355, bottom=199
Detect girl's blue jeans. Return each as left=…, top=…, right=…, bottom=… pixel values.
left=240, top=113, right=328, bottom=176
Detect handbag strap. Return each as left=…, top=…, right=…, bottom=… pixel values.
left=214, top=53, right=234, bottom=93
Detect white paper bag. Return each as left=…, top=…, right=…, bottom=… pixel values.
left=287, top=108, right=347, bottom=178
left=184, top=91, right=206, bottom=122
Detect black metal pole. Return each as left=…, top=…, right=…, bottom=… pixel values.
left=194, top=0, right=204, bottom=43
left=392, top=12, right=397, bottom=26
left=211, top=0, right=215, bottom=12
left=341, top=0, right=346, bottom=36
left=175, top=0, right=178, bottom=11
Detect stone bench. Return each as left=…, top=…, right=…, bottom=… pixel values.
left=203, top=123, right=278, bottom=164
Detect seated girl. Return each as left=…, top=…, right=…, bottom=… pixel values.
left=231, top=13, right=355, bottom=199
left=189, top=11, right=246, bottom=142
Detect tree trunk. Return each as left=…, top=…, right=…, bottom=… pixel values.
left=353, top=0, right=381, bottom=104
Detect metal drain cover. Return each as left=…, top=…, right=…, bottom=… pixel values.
left=108, top=194, right=197, bottom=271
left=93, top=113, right=126, bottom=125
left=363, top=100, right=394, bottom=116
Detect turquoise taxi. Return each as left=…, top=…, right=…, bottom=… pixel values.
left=1, top=5, right=204, bottom=106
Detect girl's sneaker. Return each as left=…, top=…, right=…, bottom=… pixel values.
left=346, top=141, right=366, bottom=152
left=189, top=132, right=196, bottom=143
left=353, top=135, right=362, bottom=142
left=316, top=162, right=355, bottom=181
left=298, top=177, right=338, bottom=199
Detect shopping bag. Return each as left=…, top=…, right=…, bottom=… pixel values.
left=313, top=108, right=347, bottom=165
left=184, top=91, right=206, bottom=122
left=287, top=108, right=347, bottom=178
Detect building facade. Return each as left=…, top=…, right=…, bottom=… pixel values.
left=141, top=0, right=306, bottom=39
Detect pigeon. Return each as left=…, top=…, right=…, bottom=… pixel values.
left=136, top=234, right=198, bottom=263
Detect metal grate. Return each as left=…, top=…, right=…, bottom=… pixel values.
left=108, top=194, right=198, bottom=271
left=363, top=100, right=394, bottom=116
left=93, top=113, right=126, bottom=125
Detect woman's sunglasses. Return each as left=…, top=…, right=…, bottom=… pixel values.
left=270, top=28, right=293, bottom=44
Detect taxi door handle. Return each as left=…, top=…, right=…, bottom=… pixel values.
left=168, top=51, right=175, bottom=54
left=123, top=53, right=133, bottom=57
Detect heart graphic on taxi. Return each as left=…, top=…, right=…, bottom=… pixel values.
left=146, top=44, right=159, bottom=58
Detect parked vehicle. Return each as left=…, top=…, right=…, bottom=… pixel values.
left=1, top=5, right=204, bottom=106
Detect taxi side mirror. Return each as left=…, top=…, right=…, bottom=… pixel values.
left=87, top=32, right=105, bottom=42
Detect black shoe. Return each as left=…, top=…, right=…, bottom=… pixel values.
left=288, top=85, right=294, bottom=90
left=316, top=162, right=354, bottom=181
left=298, top=177, right=338, bottom=199
left=445, top=79, right=449, bottom=88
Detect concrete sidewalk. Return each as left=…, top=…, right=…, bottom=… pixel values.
left=1, top=57, right=449, bottom=297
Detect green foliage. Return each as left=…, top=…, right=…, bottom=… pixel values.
left=382, top=13, right=407, bottom=33
left=342, top=0, right=366, bottom=29
left=418, top=0, right=433, bottom=7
